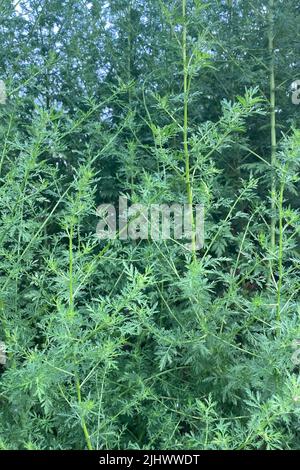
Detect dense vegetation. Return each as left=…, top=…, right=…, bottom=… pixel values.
left=0, top=0, right=300, bottom=450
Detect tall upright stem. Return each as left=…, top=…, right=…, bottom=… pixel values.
left=127, top=2, right=133, bottom=108
left=76, top=376, right=93, bottom=450
left=276, top=181, right=284, bottom=333
left=182, top=0, right=196, bottom=260
left=69, top=222, right=93, bottom=449
left=268, top=0, right=277, bottom=267
left=69, top=223, right=74, bottom=314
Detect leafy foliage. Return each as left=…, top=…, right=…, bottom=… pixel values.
left=0, top=0, right=300, bottom=450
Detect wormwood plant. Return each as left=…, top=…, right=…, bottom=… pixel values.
left=0, top=0, right=300, bottom=452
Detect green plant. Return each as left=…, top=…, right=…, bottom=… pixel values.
left=0, top=0, right=300, bottom=451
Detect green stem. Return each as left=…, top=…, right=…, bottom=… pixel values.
left=182, top=0, right=196, bottom=261
left=268, top=0, right=277, bottom=271
left=69, top=223, right=92, bottom=449
left=69, top=224, right=74, bottom=313
left=76, top=377, right=93, bottom=450
left=276, top=181, right=284, bottom=331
